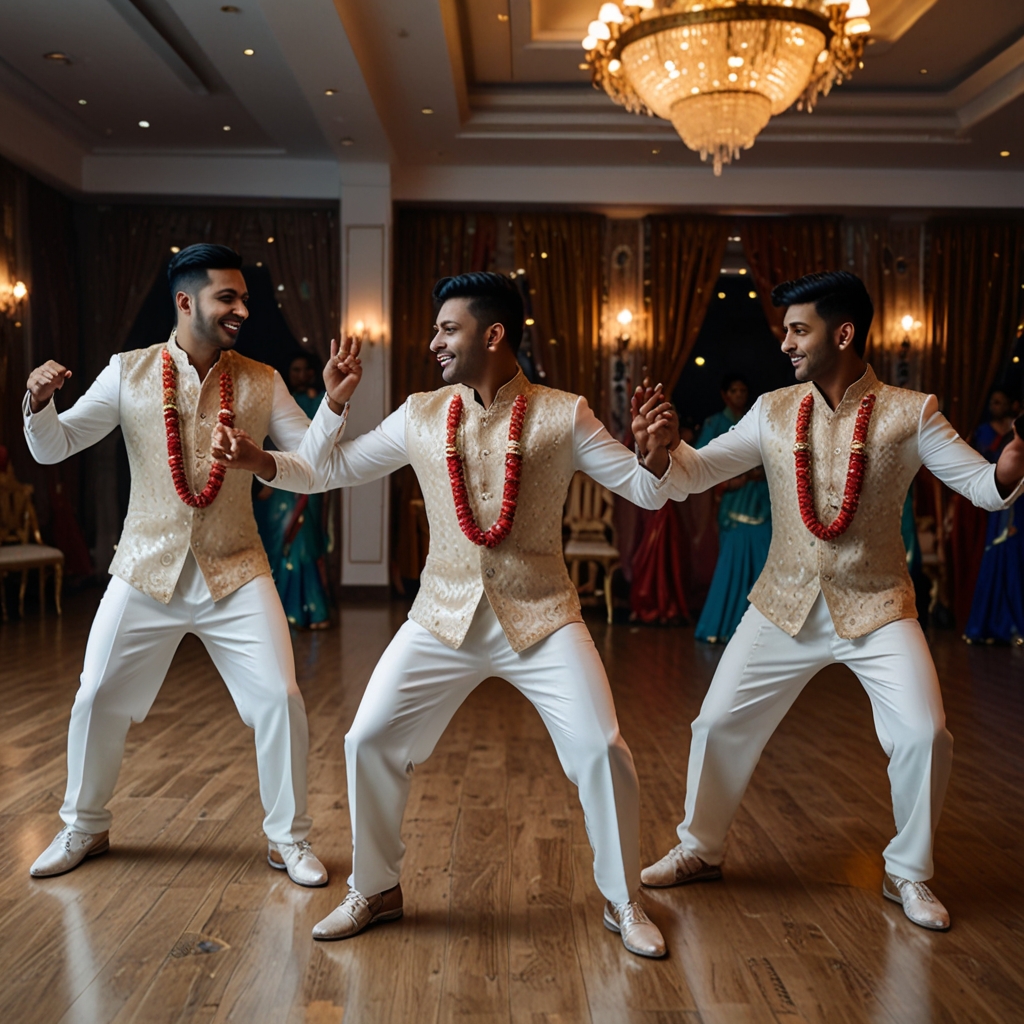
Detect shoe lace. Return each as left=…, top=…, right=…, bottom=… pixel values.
left=293, top=839, right=313, bottom=859
left=60, top=827, right=73, bottom=852
left=339, top=888, right=369, bottom=918
left=668, top=843, right=700, bottom=871
left=905, top=881, right=935, bottom=903
left=614, top=900, right=652, bottom=928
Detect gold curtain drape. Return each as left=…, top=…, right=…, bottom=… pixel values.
left=78, top=204, right=340, bottom=377
left=923, top=216, right=1024, bottom=437
left=391, top=208, right=498, bottom=407
left=643, top=215, right=731, bottom=391
left=741, top=216, right=845, bottom=339
left=513, top=212, right=606, bottom=406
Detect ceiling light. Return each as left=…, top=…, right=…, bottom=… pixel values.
left=78, top=98, right=87, bottom=105
left=222, top=125, right=231, bottom=131
left=738, top=268, right=747, bottom=275
left=901, top=314, right=914, bottom=332
left=421, top=107, right=434, bottom=114
left=138, top=120, right=150, bottom=128
left=748, top=291, right=757, bottom=299
left=695, top=356, right=706, bottom=366
left=267, top=236, right=275, bottom=243
left=541, top=251, right=548, bottom=258
left=243, top=48, right=254, bottom=56
left=170, top=246, right=180, bottom=253
left=43, top=52, right=71, bottom=63
left=579, top=63, right=590, bottom=70
left=1014, top=356, right=1020, bottom=364
left=525, top=317, right=536, bottom=325
left=340, top=137, right=354, bottom=146
left=599, top=3, right=625, bottom=23
left=717, top=291, right=726, bottom=299
left=325, top=89, right=338, bottom=96
left=582, top=0, right=869, bottom=174
left=919, top=68, right=927, bottom=74
left=651, top=147, right=660, bottom=154
left=1000, top=150, right=1010, bottom=157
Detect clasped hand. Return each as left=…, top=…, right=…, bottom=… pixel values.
left=212, top=335, right=362, bottom=479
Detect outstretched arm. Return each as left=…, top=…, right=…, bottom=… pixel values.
left=22, top=355, right=121, bottom=464
left=919, top=397, right=1024, bottom=509
left=666, top=398, right=764, bottom=496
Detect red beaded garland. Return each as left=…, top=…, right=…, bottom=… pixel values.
left=793, top=391, right=876, bottom=541
left=445, top=393, right=527, bottom=548
left=162, top=348, right=235, bottom=509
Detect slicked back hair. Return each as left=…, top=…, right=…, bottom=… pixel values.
left=168, top=243, right=244, bottom=301
left=771, top=270, right=874, bottom=357
left=432, top=272, right=524, bottom=354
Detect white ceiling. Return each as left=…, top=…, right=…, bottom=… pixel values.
left=0, top=0, right=1021, bottom=197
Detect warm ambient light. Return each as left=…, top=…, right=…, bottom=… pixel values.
left=138, top=120, right=150, bottom=128
left=421, top=107, right=434, bottom=115
left=1014, top=356, right=1021, bottom=364
left=1001, top=150, right=1010, bottom=157
left=717, top=291, right=726, bottom=299
left=78, top=98, right=87, bottom=105
left=222, top=125, right=231, bottom=131
left=749, top=291, right=757, bottom=299
left=266, top=236, right=274, bottom=243
left=13, top=281, right=28, bottom=300
left=325, top=88, right=337, bottom=95
left=694, top=356, right=706, bottom=366
left=616, top=308, right=633, bottom=326
left=243, top=48, right=254, bottom=55
left=169, top=246, right=180, bottom=253
left=901, top=314, right=915, bottom=332
left=525, top=317, right=535, bottom=326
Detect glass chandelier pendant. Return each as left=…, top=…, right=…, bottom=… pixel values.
left=583, top=1, right=870, bottom=175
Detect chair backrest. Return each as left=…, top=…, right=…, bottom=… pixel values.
left=0, top=464, right=42, bottom=546
left=564, top=472, right=616, bottom=545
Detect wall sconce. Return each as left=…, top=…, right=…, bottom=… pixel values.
left=1, top=279, right=29, bottom=317
left=897, top=313, right=921, bottom=387
left=350, top=319, right=373, bottom=346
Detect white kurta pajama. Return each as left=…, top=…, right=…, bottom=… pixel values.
left=669, top=367, right=1024, bottom=882
left=268, top=372, right=688, bottom=904
left=23, top=336, right=326, bottom=843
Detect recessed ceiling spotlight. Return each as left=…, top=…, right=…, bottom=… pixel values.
left=170, top=246, right=180, bottom=253
left=578, top=63, right=589, bottom=70
left=1000, top=150, right=1010, bottom=157
left=138, top=120, right=150, bottom=128
left=340, top=137, right=354, bottom=146
left=267, top=236, right=275, bottom=243
left=243, top=48, right=254, bottom=56
left=325, top=88, right=337, bottom=95
left=78, top=98, right=87, bottom=105
left=222, top=125, right=231, bottom=131
left=43, top=52, right=71, bottom=63
left=421, top=107, right=434, bottom=114
left=919, top=68, right=927, bottom=74
left=651, top=148, right=660, bottom=154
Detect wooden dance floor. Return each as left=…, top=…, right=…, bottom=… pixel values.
left=3, top=590, right=1024, bottom=1024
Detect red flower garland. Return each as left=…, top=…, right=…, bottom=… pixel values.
left=446, top=393, right=527, bottom=548
left=162, top=348, right=235, bottom=509
left=794, top=391, right=876, bottom=541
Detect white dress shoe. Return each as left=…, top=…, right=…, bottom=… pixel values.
left=312, top=884, right=404, bottom=940
left=641, top=842, right=722, bottom=888
left=267, top=840, right=328, bottom=887
left=30, top=827, right=109, bottom=878
left=603, top=899, right=667, bottom=958
left=883, top=873, right=950, bottom=931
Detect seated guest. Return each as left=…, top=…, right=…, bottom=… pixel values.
left=964, top=388, right=1023, bottom=644
left=693, top=373, right=772, bottom=643
left=254, top=353, right=332, bottom=629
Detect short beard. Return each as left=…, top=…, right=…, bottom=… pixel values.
left=194, top=303, right=234, bottom=349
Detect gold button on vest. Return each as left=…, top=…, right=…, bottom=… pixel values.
left=110, top=337, right=274, bottom=603
left=405, top=373, right=582, bottom=652
left=749, top=366, right=924, bottom=639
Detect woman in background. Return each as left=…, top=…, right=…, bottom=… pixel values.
left=254, top=353, right=332, bottom=629
left=693, top=373, right=772, bottom=644
left=964, top=388, right=1023, bottom=644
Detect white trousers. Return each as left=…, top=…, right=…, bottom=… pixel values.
left=677, top=593, right=953, bottom=882
left=345, top=599, right=640, bottom=905
left=61, top=553, right=311, bottom=843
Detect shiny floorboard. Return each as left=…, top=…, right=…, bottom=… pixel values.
left=2, top=590, right=1023, bottom=1024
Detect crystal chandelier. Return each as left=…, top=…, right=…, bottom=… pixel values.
left=583, top=1, right=871, bottom=175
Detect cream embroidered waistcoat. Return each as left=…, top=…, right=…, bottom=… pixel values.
left=405, top=373, right=582, bottom=652
left=109, top=338, right=273, bottom=603
left=749, top=366, right=925, bottom=639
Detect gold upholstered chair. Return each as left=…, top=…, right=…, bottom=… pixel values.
left=563, top=472, right=620, bottom=624
left=0, top=463, right=64, bottom=620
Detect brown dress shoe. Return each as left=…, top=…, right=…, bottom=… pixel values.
left=883, top=873, right=950, bottom=931
left=312, top=884, right=403, bottom=940
left=641, top=842, right=722, bottom=888
left=603, top=899, right=667, bottom=958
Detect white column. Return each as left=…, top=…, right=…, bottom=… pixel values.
left=339, top=164, right=392, bottom=592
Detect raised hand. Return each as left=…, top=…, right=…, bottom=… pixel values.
left=323, top=335, right=363, bottom=414
left=27, top=360, right=73, bottom=414
left=211, top=424, right=277, bottom=480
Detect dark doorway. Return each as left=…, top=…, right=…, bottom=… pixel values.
left=672, top=273, right=793, bottom=433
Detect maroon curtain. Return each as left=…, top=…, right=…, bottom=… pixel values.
left=740, top=216, right=845, bottom=339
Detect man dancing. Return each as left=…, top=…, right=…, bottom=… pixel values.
left=23, top=244, right=360, bottom=885
left=214, top=272, right=682, bottom=956
left=638, top=270, right=1024, bottom=930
